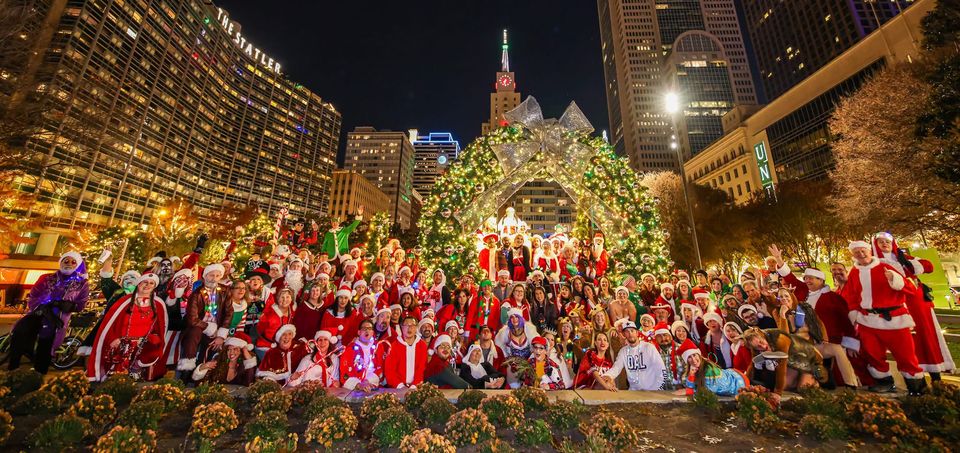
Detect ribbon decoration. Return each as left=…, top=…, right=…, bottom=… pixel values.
left=455, top=96, right=630, bottom=244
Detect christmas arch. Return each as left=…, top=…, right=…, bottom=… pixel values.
left=417, top=97, right=672, bottom=279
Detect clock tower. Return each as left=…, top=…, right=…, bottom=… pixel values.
left=482, top=29, right=521, bottom=135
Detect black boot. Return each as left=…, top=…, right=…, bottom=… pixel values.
left=868, top=376, right=896, bottom=393
left=930, top=372, right=941, bottom=382
left=905, top=378, right=927, bottom=396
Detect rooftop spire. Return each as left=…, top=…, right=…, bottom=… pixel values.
left=501, top=28, right=510, bottom=72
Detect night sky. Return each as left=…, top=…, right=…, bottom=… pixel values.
left=217, top=0, right=608, bottom=164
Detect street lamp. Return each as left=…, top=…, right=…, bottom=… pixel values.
left=663, top=91, right=703, bottom=269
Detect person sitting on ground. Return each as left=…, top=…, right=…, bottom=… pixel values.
left=287, top=330, right=341, bottom=388
left=424, top=335, right=470, bottom=389
left=192, top=332, right=258, bottom=386
left=741, top=327, right=828, bottom=403
left=599, top=321, right=666, bottom=391
left=677, top=345, right=748, bottom=397
left=526, top=336, right=567, bottom=390
left=459, top=344, right=506, bottom=389
left=575, top=331, right=616, bottom=390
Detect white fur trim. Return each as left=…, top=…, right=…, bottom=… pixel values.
left=203, top=321, right=217, bottom=337
left=867, top=365, right=892, bottom=379
left=203, top=263, right=225, bottom=278
left=343, top=377, right=361, bottom=390
left=840, top=336, right=860, bottom=351
left=191, top=366, right=210, bottom=381
left=776, top=263, right=790, bottom=277
left=855, top=312, right=914, bottom=330
left=275, top=324, right=297, bottom=343
left=681, top=347, right=701, bottom=363
left=888, top=271, right=904, bottom=291
left=216, top=327, right=229, bottom=339
left=243, top=357, right=258, bottom=369
left=848, top=241, right=870, bottom=251
left=908, top=259, right=925, bottom=275
left=803, top=268, right=825, bottom=280
left=177, top=357, right=198, bottom=371
left=256, top=370, right=290, bottom=381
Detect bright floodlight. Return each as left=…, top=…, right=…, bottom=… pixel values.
left=665, top=92, right=680, bottom=114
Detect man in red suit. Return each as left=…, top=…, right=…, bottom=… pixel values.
left=384, top=316, right=428, bottom=388
left=478, top=233, right=500, bottom=282
left=585, top=232, right=608, bottom=284
left=769, top=245, right=862, bottom=387
left=839, top=241, right=924, bottom=394
left=339, top=318, right=384, bottom=392
left=873, top=232, right=954, bottom=380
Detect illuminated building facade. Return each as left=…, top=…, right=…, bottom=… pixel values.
left=411, top=130, right=460, bottom=197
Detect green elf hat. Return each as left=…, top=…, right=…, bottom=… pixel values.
left=479, top=279, right=493, bottom=288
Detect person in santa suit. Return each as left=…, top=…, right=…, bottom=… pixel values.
left=88, top=273, right=169, bottom=382
left=651, top=283, right=677, bottom=323
left=255, top=288, right=296, bottom=353
left=384, top=316, right=428, bottom=388
left=474, top=325, right=505, bottom=372
left=769, top=245, right=862, bottom=388
left=424, top=335, right=470, bottom=389
left=335, top=260, right=361, bottom=290
left=506, top=234, right=531, bottom=282
left=319, top=289, right=362, bottom=346
left=651, top=322, right=685, bottom=390
left=478, top=233, right=501, bottom=282
left=721, top=322, right=752, bottom=374
left=397, top=288, right=422, bottom=321
left=499, top=284, right=530, bottom=325
left=159, top=267, right=194, bottom=369
left=421, top=269, right=450, bottom=313
left=575, top=331, right=616, bottom=389
left=383, top=266, right=414, bottom=307
left=536, top=240, right=562, bottom=283
left=287, top=330, right=341, bottom=388
left=340, top=319, right=383, bottom=392
left=417, top=318, right=436, bottom=355
left=272, top=259, right=306, bottom=300
left=873, top=232, right=954, bottom=380
left=495, top=308, right=539, bottom=388
left=840, top=240, right=926, bottom=394
left=373, top=307, right=397, bottom=341
left=292, top=284, right=325, bottom=342
left=470, top=280, right=501, bottom=340
left=584, top=232, right=609, bottom=284
left=257, top=324, right=309, bottom=384
left=192, top=332, right=258, bottom=386
left=178, top=264, right=232, bottom=374
left=437, top=288, right=473, bottom=342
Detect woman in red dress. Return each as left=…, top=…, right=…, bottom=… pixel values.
left=320, top=289, right=361, bottom=345
left=574, top=331, right=616, bottom=390
left=88, top=274, right=169, bottom=382
left=256, top=288, right=296, bottom=351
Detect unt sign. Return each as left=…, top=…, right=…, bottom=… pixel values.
left=754, top=141, right=776, bottom=200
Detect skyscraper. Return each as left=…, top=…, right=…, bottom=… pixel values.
left=344, top=127, right=416, bottom=230
left=740, top=0, right=913, bottom=100
left=481, top=30, right=521, bottom=135
left=411, top=131, right=461, bottom=198
left=5, top=1, right=340, bottom=231
left=597, top=0, right=758, bottom=170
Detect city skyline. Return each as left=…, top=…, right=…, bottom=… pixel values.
left=216, top=0, right=609, bottom=163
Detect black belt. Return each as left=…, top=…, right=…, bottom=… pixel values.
left=866, top=307, right=897, bottom=321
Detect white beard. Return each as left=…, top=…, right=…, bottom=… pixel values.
left=175, top=287, right=185, bottom=298
left=285, top=271, right=304, bottom=294
left=592, top=243, right=604, bottom=257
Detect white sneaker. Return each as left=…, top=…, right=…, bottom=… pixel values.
left=77, top=346, right=92, bottom=356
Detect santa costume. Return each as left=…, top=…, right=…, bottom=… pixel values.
left=191, top=332, right=258, bottom=385
left=384, top=334, right=428, bottom=388
left=873, top=232, right=954, bottom=376
left=287, top=330, right=341, bottom=388
left=838, top=241, right=924, bottom=394
left=478, top=233, right=501, bottom=282
left=339, top=335, right=384, bottom=390
left=584, top=232, right=608, bottom=283
left=257, top=324, right=309, bottom=384
left=178, top=264, right=232, bottom=371
left=87, top=275, right=168, bottom=382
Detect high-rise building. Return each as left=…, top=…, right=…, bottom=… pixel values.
left=4, top=1, right=341, bottom=231
left=411, top=131, right=461, bottom=197
left=505, top=182, right=576, bottom=238
left=740, top=0, right=913, bottom=101
left=344, top=127, right=416, bottom=230
left=597, top=0, right=758, bottom=170
left=481, top=30, right=521, bottom=135
left=328, top=170, right=391, bottom=223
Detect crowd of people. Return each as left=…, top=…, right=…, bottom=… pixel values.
left=6, top=212, right=954, bottom=402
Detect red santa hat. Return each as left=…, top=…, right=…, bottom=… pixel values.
left=531, top=336, right=548, bottom=348
left=421, top=308, right=436, bottom=319
left=723, top=322, right=743, bottom=337
left=353, top=279, right=368, bottom=289
left=359, top=294, right=376, bottom=306
left=316, top=272, right=330, bottom=281
left=434, top=334, right=453, bottom=349
left=678, top=339, right=701, bottom=362
left=660, top=282, right=674, bottom=291
left=444, top=320, right=463, bottom=334
left=680, top=300, right=703, bottom=319
left=398, top=266, right=413, bottom=276
left=202, top=263, right=225, bottom=279
left=639, top=313, right=655, bottom=326
left=274, top=324, right=296, bottom=343
left=614, top=286, right=630, bottom=297
left=848, top=240, right=870, bottom=252
left=375, top=307, right=392, bottom=318
left=172, top=267, right=194, bottom=282
left=802, top=268, right=826, bottom=280
left=398, top=286, right=414, bottom=297
left=692, top=288, right=710, bottom=300
left=389, top=304, right=403, bottom=311
left=371, top=272, right=386, bottom=282
left=342, top=260, right=358, bottom=269
left=872, top=231, right=898, bottom=258
left=224, top=332, right=254, bottom=351
left=593, top=232, right=604, bottom=242
left=670, top=320, right=689, bottom=337
left=335, top=289, right=352, bottom=299
left=703, top=312, right=724, bottom=327
left=483, top=232, right=500, bottom=243
left=136, top=272, right=160, bottom=287
left=417, top=318, right=435, bottom=331
left=640, top=272, right=655, bottom=281
left=314, top=329, right=338, bottom=344
left=650, top=302, right=672, bottom=314
left=530, top=269, right=545, bottom=279
left=653, top=321, right=671, bottom=337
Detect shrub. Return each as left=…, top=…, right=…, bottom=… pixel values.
left=557, top=436, right=613, bottom=453
left=360, top=392, right=401, bottom=424
left=244, top=433, right=298, bottom=453
left=253, top=391, right=291, bottom=415
left=290, top=381, right=324, bottom=407
left=795, top=386, right=843, bottom=418
left=546, top=400, right=586, bottom=430
left=735, top=386, right=780, bottom=434
left=403, top=382, right=443, bottom=415
left=303, top=392, right=347, bottom=420
left=0, top=368, right=42, bottom=396
left=191, top=402, right=239, bottom=453
left=372, top=406, right=417, bottom=447
left=930, top=381, right=960, bottom=405
left=118, top=400, right=164, bottom=431
left=304, top=405, right=357, bottom=448
left=479, top=394, right=524, bottom=428
left=39, top=369, right=89, bottom=405
left=68, top=394, right=118, bottom=427
left=420, top=395, right=457, bottom=425
left=132, top=384, right=185, bottom=413
left=579, top=409, right=640, bottom=450
left=28, top=414, right=91, bottom=451
left=516, top=419, right=552, bottom=446
left=444, top=408, right=496, bottom=447
left=244, top=410, right=287, bottom=442
left=190, top=383, right=235, bottom=408
left=512, top=386, right=550, bottom=412
left=399, top=428, right=456, bottom=453
left=247, top=379, right=282, bottom=401
left=456, top=389, right=487, bottom=410
left=92, top=425, right=157, bottom=453
left=692, top=388, right=720, bottom=414
left=0, top=409, right=12, bottom=446
left=152, top=377, right=184, bottom=389
left=900, top=392, right=960, bottom=444
left=799, top=414, right=847, bottom=441
left=93, top=374, right=138, bottom=407
left=11, top=388, right=61, bottom=415
left=479, top=437, right=517, bottom=453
